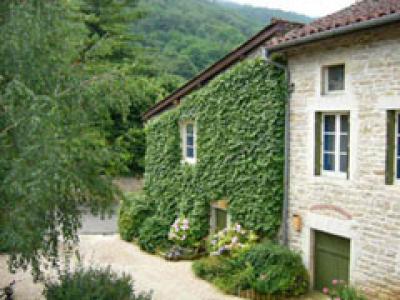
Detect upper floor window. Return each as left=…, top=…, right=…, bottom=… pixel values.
left=182, top=122, right=196, bottom=164
left=323, top=64, right=345, bottom=93
left=315, top=112, right=349, bottom=178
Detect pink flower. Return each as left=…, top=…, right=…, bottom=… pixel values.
left=332, top=279, right=338, bottom=285
left=322, top=287, right=329, bottom=294
left=334, top=298, right=341, bottom=300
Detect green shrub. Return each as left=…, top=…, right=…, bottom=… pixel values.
left=324, top=281, right=367, bottom=300
left=241, top=242, right=309, bottom=296
left=192, top=242, right=309, bottom=297
left=138, top=216, right=170, bottom=253
left=43, top=266, right=152, bottom=300
left=118, top=193, right=154, bottom=242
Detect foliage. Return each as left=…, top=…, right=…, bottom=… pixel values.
left=168, top=216, right=199, bottom=249
left=78, top=0, right=183, bottom=176
left=241, top=242, right=309, bottom=296
left=208, top=224, right=257, bottom=256
left=144, top=58, right=287, bottom=245
left=192, top=242, right=309, bottom=297
left=138, top=216, right=170, bottom=253
left=323, top=281, right=367, bottom=300
left=118, top=193, right=154, bottom=241
left=134, top=0, right=311, bottom=79
left=43, top=266, right=152, bottom=300
left=0, top=0, right=120, bottom=277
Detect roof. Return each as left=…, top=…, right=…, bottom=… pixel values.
left=268, top=0, right=400, bottom=49
left=143, top=19, right=302, bottom=120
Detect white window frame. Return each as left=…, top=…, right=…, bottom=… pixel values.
left=181, top=121, right=197, bottom=164
left=323, top=64, right=345, bottom=94
left=321, top=113, right=349, bottom=178
left=396, top=112, right=400, bottom=182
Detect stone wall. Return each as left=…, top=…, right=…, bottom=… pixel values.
left=285, top=23, right=400, bottom=299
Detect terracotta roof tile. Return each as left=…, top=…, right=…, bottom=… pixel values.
left=268, top=0, right=400, bottom=47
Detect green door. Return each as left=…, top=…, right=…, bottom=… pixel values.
left=314, top=231, right=350, bottom=291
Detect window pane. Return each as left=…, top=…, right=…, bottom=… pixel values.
left=328, top=65, right=344, bottom=91
left=323, top=153, right=335, bottom=171
left=216, top=208, right=227, bottom=232
left=186, top=147, right=194, bottom=158
left=324, top=115, right=336, bottom=132
left=340, top=135, right=348, bottom=153
left=340, top=115, right=349, bottom=133
left=340, top=154, right=348, bottom=173
left=324, top=135, right=335, bottom=151
left=397, top=159, right=400, bottom=179
left=397, top=136, right=400, bottom=157
left=187, top=136, right=194, bottom=146
left=186, top=124, right=193, bottom=135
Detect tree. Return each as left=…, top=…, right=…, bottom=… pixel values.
left=0, top=0, right=119, bottom=277
left=79, top=0, right=183, bottom=176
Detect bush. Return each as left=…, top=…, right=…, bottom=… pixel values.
left=192, top=242, right=309, bottom=297
left=138, top=216, right=170, bottom=253
left=118, top=193, right=154, bottom=242
left=323, top=280, right=367, bottom=300
left=241, top=242, right=309, bottom=296
left=168, top=216, right=200, bottom=249
left=208, top=224, right=258, bottom=256
left=43, top=266, right=152, bottom=300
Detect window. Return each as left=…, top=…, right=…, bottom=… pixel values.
left=181, top=122, right=196, bottom=163
left=321, top=114, right=349, bottom=175
left=323, top=64, right=345, bottom=93
left=210, top=200, right=230, bottom=233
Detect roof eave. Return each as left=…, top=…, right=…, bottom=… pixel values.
left=268, top=12, right=400, bottom=52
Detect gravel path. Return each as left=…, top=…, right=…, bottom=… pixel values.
left=0, top=235, right=239, bottom=300
left=0, top=235, right=325, bottom=300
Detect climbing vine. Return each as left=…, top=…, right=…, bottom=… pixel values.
left=144, top=58, right=287, bottom=242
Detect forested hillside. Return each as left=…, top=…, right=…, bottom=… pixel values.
left=134, top=0, right=311, bottom=79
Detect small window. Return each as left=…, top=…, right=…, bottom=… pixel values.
left=181, top=122, right=196, bottom=164
left=210, top=201, right=230, bottom=233
left=323, top=64, right=345, bottom=93
left=322, top=113, right=349, bottom=175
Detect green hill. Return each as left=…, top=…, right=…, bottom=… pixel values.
left=134, top=0, right=312, bottom=79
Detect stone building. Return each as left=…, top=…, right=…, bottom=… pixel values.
left=268, top=1, right=400, bottom=298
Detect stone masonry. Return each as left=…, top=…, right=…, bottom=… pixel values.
left=283, top=23, right=400, bottom=299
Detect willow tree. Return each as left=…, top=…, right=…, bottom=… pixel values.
left=0, top=0, right=120, bottom=277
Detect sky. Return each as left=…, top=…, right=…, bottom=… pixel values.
left=228, top=0, right=357, bottom=17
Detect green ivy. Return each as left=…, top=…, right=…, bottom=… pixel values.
left=144, top=58, right=287, bottom=241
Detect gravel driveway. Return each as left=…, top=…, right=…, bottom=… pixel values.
left=0, top=235, right=239, bottom=300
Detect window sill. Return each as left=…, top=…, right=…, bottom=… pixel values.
left=181, top=158, right=197, bottom=165
left=321, top=90, right=346, bottom=97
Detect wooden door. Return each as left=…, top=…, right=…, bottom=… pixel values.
left=314, top=231, right=350, bottom=291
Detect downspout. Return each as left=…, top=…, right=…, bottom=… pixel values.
left=261, top=47, right=292, bottom=246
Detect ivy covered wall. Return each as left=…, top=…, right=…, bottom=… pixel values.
left=144, top=58, right=287, bottom=240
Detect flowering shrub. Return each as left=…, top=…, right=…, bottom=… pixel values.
left=323, top=280, right=367, bottom=300
left=208, top=224, right=257, bottom=256
left=168, top=217, right=198, bottom=248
